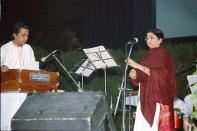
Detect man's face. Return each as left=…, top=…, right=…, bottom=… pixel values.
left=13, top=28, right=29, bottom=47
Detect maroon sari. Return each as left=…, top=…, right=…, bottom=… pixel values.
left=135, top=46, right=177, bottom=126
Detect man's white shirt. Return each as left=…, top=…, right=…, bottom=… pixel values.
left=0, top=41, right=39, bottom=130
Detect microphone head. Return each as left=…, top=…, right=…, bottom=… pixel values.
left=40, top=49, right=59, bottom=62
left=133, top=38, right=138, bottom=43
left=41, top=57, right=46, bottom=62
left=127, top=37, right=138, bottom=44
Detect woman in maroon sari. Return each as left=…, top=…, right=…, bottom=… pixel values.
left=127, top=29, right=177, bottom=131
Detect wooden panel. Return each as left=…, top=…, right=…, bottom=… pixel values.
left=1, top=69, right=59, bottom=92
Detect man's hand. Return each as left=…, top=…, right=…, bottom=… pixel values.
left=1, top=65, right=9, bottom=72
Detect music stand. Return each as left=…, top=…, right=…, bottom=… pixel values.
left=187, top=75, right=197, bottom=93
left=75, top=58, right=96, bottom=90
left=83, top=45, right=118, bottom=95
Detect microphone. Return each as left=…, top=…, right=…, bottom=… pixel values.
left=127, top=37, right=138, bottom=44
left=41, top=49, right=59, bottom=62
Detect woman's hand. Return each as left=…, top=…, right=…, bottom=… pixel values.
left=1, top=65, right=9, bottom=72
left=129, top=69, right=137, bottom=80
left=126, top=58, right=150, bottom=76
left=125, top=58, right=139, bottom=69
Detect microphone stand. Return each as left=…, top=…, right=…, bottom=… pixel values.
left=114, top=42, right=134, bottom=131
left=52, top=54, right=83, bottom=92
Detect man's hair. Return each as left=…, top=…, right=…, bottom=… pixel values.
left=13, top=22, right=29, bottom=34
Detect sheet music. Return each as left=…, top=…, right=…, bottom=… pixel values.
left=83, top=46, right=106, bottom=53
left=187, top=75, right=197, bottom=86
left=75, top=59, right=95, bottom=77
left=187, top=75, right=197, bottom=93
left=83, top=45, right=118, bottom=69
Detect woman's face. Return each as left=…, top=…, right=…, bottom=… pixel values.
left=145, top=32, right=162, bottom=49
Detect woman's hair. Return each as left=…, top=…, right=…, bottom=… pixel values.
left=148, top=28, right=164, bottom=39
left=13, top=22, right=29, bottom=34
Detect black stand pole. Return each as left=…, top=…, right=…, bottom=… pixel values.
left=113, top=42, right=134, bottom=131
left=52, top=54, right=82, bottom=92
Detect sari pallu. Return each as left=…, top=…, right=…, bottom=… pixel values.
left=135, top=46, right=177, bottom=127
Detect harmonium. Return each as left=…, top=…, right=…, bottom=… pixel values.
left=1, top=69, right=59, bottom=92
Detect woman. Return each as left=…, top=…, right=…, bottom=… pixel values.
left=126, top=29, right=177, bottom=131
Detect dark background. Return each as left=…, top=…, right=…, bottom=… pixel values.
left=0, top=0, right=155, bottom=50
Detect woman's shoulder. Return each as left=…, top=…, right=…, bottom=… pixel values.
left=145, top=47, right=172, bottom=61
left=154, top=47, right=172, bottom=56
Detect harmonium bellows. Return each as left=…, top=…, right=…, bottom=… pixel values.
left=1, top=69, right=59, bottom=92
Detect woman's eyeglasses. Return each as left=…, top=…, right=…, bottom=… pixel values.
left=145, top=36, right=158, bottom=41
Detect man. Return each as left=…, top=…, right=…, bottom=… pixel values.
left=0, top=22, right=39, bottom=130
left=1, top=22, right=39, bottom=71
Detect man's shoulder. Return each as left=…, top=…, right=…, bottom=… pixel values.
left=23, top=44, right=33, bottom=50
left=1, top=41, right=13, bottom=49
left=1, top=42, right=32, bottom=51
